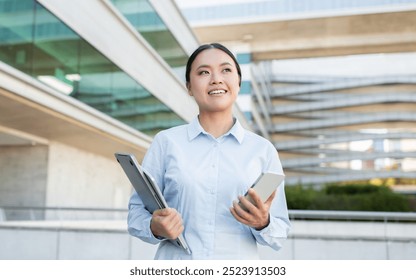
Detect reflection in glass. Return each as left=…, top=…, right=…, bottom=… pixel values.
left=0, top=0, right=186, bottom=136
left=111, top=0, right=188, bottom=69
left=0, top=0, right=35, bottom=74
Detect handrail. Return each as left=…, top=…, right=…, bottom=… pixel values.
left=289, top=209, right=416, bottom=221
left=1, top=206, right=415, bottom=222
left=0, top=206, right=127, bottom=212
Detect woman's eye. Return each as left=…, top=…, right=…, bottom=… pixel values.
left=198, top=70, right=209, bottom=75
left=223, top=68, right=232, bottom=72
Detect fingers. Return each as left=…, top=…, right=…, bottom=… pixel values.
left=153, top=208, right=173, bottom=217
left=264, top=190, right=277, bottom=205
left=247, top=188, right=263, bottom=209
left=151, top=208, right=184, bottom=240
left=230, top=188, right=276, bottom=230
left=247, top=188, right=277, bottom=209
left=233, top=199, right=253, bottom=220
left=230, top=203, right=247, bottom=224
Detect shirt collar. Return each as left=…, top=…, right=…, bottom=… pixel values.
left=187, top=116, right=245, bottom=144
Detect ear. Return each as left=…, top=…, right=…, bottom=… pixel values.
left=186, top=82, right=193, bottom=96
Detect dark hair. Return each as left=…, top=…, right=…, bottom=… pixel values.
left=185, top=43, right=242, bottom=87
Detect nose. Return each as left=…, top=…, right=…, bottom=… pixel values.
left=210, top=71, right=223, bottom=84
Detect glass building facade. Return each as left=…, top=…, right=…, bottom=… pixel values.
left=111, top=0, right=188, bottom=69
left=0, top=0, right=188, bottom=136
left=179, top=0, right=416, bottom=24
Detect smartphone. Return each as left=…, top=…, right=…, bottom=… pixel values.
left=238, top=172, right=285, bottom=211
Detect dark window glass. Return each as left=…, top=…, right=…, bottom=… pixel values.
left=0, top=0, right=185, bottom=136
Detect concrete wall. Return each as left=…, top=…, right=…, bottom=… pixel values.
left=260, top=220, right=416, bottom=260
left=0, top=221, right=154, bottom=260
left=0, top=142, right=133, bottom=220
left=0, top=145, right=48, bottom=219
left=45, top=142, right=131, bottom=211
left=0, top=220, right=414, bottom=260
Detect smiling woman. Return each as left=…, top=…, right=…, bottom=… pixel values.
left=127, top=43, right=291, bottom=260
left=186, top=47, right=241, bottom=136
left=182, top=43, right=243, bottom=138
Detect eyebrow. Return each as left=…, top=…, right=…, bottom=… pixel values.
left=196, top=62, right=233, bottom=70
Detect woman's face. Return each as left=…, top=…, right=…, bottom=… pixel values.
left=187, top=48, right=240, bottom=115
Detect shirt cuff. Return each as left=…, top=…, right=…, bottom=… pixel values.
left=249, top=216, right=290, bottom=248
left=128, top=214, right=166, bottom=245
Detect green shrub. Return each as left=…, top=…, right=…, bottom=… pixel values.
left=284, top=185, right=318, bottom=209
left=325, top=183, right=387, bottom=195
left=285, top=183, right=412, bottom=212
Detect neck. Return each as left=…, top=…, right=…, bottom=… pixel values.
left=198, top=112, right=234, bottom=138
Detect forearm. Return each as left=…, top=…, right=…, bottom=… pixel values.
left=127, top=194, right=163, bottom=244
left=250, top=183, right=291, bottom=250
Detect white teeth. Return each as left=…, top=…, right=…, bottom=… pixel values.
left=208, top=90, right=226, bottom=95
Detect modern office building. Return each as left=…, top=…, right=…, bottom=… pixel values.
left=178, top=0, right=416, bottom=187
left=0, top=0, right=206, bottom=214
left=3, top=0, right=415, bottom=213
left=1, top=0, right=416, bottom=260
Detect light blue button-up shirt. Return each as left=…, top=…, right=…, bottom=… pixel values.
left=128, top=117, right=290, bottom=259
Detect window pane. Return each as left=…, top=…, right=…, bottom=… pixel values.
left=0, top=0, right=186, bottom=136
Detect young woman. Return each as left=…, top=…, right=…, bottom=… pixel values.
left=128, top=43, right=290, bottom=259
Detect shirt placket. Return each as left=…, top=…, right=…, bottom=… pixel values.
left=203, top=140, right=220, bottom=256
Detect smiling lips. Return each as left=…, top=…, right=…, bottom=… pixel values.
left=208, top=89, right=227, bottom=95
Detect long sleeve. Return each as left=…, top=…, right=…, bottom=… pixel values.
left=250, top=143, right=291, bottom=250
left=250, top=180, right=291, bottom=250
left=127, top=192, right=161, bottom=244
left=127, top=134, right=165, bottom=244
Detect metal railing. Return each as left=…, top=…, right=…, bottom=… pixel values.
left=0, top=206, right=128, bottom=222
left=0, top=206, right=415, bottom=223
left=289, top=209, right=416, bottom=222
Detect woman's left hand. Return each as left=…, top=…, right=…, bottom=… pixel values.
left=230, top=188, right=276, bottom=230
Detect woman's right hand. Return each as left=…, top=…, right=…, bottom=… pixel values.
left=150, top=208, right=184, bottom=240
